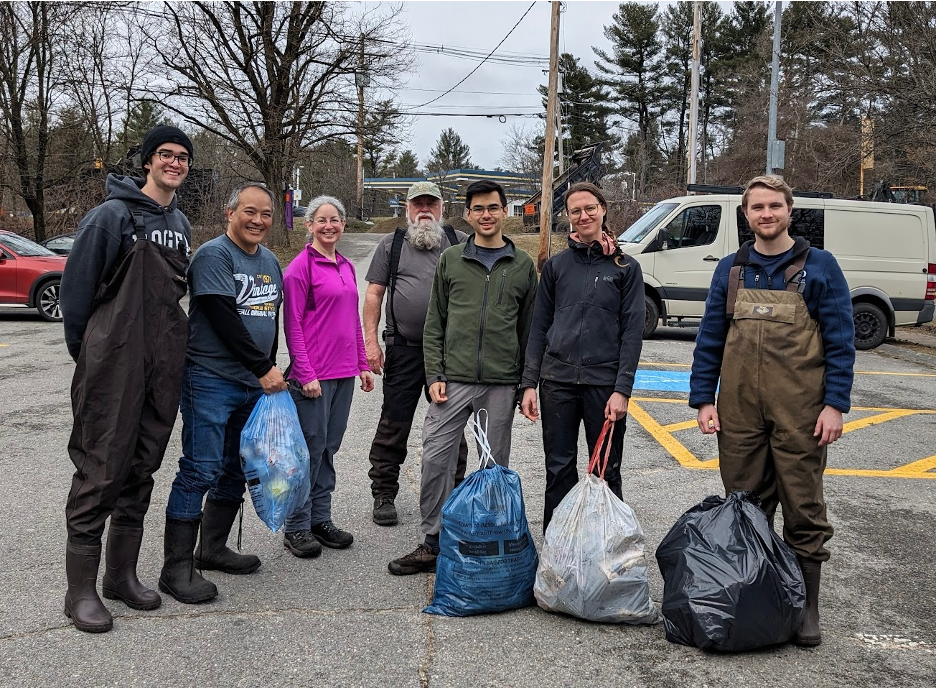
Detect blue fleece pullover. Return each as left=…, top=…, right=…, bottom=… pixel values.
left=689, top=238, right=855, bottom=413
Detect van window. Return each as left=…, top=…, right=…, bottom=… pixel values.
left=618, top=202, right=679, bottom=243
left=662, top=205, right=722, bottom=248
left=737, top=207, right=825, bottom=249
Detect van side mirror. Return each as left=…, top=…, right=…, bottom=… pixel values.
left=647, top=229, right=672, bottom=253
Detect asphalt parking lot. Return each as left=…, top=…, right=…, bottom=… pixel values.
left=1, top=232, right=934, bottom=687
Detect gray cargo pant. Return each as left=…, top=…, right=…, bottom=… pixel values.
left=419, top=382, right=517, bottom=539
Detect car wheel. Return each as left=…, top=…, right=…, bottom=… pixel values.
left=643, top=294, right=659, bottom=339
left=36, top=279, right=62, bottom=322
left=853, top=302, right=887, bottom=350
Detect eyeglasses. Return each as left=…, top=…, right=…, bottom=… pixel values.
left=155, top=150, right=191, bottom=166
left=568, top=204, right=601, bottom=218
left=469, top=204, right=503, bottom=215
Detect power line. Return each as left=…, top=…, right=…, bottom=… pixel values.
left=408, top=2, right=538, bottom=110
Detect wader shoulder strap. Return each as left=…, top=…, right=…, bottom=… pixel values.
left=726, top=245, right=810, bottom=317
left=783, top=249, right=809, bottom=292
left=726, top=265, right=744, bottom=318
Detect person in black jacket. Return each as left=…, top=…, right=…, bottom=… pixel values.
left=60, top=125, right=194, bottom=633
left=520, top=182, right=644, bottom=530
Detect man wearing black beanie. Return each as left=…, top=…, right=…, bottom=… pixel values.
left=59, top=125, right=194, bottom=633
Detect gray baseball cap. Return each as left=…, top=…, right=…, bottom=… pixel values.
left=406, top=181, right=443, bottom=201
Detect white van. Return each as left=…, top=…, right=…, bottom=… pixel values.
left=617, top=188, right=936, bottom=349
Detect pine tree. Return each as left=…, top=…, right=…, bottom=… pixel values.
left=391, top=149, right=420, bottom=178
left=426, top=128, right=473, bottom=172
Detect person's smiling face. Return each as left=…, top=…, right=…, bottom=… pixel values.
left=226, top=186, right=273, bottom=254
left=308, top=203, right=345, bottom=249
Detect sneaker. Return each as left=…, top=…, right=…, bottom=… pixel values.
left=372, top=497, right=398, bottom=526
left=311, top=520, right=354, bottom=549
left=388, top=543, right=437, bottom=576
left=283, top=530, right=322, bottom=558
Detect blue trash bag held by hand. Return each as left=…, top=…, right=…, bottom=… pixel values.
left=239, top=391, right=311, bottom=532
left=424, top=413, right=538, bottom=617
left=655, top=491, right=806, bottom=651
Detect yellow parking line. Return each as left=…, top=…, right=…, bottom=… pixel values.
left=661, top=419, right=699, bottom=432
left=638, top=362, right=690, bottom=367
left=855, top=370, right=936, bottom=377
left=628, top=399, right=936, bottom=479
left=628, top=401, right=715, bottom=470
left=842, top=410, right=921, bottom=434
left=888, top=455, right=936, bottom=477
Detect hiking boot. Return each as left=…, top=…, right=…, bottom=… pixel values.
left=388, top=543, right=437, bottom=576
left=283, top=530, right=322, bottom=558
left=373, top=497, right=398, bottom=526
left=311, top=520, right=354, bottom=549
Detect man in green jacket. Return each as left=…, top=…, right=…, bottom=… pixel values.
left=388, top=179, right=538, bottom=575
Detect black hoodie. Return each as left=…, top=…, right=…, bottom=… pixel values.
left=61, top=174, right=192, bottom=360
left=521, top=237, right=644, bottom=396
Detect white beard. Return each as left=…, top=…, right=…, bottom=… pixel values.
left=406, top=218, right=444, bottom=250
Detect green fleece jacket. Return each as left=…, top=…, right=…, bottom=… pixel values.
left=424, top=235, right=538, bottom=386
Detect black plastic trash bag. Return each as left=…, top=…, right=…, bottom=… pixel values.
left=655, top=491, right=805, bottom=651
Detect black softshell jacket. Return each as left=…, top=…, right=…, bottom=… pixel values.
left=521, top=238, right=644, bottom=396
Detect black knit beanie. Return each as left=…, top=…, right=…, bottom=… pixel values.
left=140, top=125, right=194, bottom=166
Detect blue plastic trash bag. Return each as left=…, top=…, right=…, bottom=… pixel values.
left=655, top=491, right=806, bottom=651
left=535, top=419, right=660, bottom=624
left=424, top=413, right=538, bottom=617
left=239, top=391, right=310, bottom=532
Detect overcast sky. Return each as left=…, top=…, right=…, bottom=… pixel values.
left=372, top=0, right=752, bottom=169
left=372, top=0, right=625, bottom=172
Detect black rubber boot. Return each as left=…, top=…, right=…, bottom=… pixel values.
left=193, top=498, right=261, bottom=574
left=794, top=557, right=822, bottom=646
left=158, top=516, right=218, bottom=604
left=102, top=525, right=161, bottom=610
left=64, top=541, right=113, bottom=633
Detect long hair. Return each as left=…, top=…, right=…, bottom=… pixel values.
left=564, top=181, right=626, bottom=267
left=564, top=182, right=612, bottom=239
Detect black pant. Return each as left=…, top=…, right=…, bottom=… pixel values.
left=367, top=344, right=467, bottom=499
left=66, top=241, right=188, bottom=544
left=539, top=380, right=625, bottom=530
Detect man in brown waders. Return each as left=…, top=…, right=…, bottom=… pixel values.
left=60, top=126, right=194, bottom=632
left=689, top=175, right=856, bottom=646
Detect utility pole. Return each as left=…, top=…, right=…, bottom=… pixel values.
left=556, top=73, right=565, bottom=176
left=537, top=0, right=561, bottom=271
left=356, top=33, right=366, bottom=220
left=766, top=1, right=783, bottom=176
left=687, top=1, right=701, bottom=187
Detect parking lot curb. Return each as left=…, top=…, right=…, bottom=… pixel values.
left=878, top=341, right=936, bottom=370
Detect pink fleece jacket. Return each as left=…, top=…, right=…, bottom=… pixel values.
left=283, top=244, right=368, bottom=385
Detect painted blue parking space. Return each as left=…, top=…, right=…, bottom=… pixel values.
left=634, top=369, right=692, bottom=393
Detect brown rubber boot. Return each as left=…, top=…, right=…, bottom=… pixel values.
left=193, top=499, right=260, bottom=574
left=102, top=525, right=162, bottom=611
left=794, top=557, right=822, bottom=646
left=64, top=541, right=113, bottom=633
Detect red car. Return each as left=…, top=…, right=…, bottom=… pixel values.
left=0, top=229, right=68, bottom=321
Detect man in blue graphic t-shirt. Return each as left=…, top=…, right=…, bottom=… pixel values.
left=160, top=182, right=288, bottom=605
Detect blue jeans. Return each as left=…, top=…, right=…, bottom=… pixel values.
left=285, top=377, right=354, bottom=532
left=166, top=362, right=263, bottom=520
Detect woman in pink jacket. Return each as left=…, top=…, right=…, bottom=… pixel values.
left=282, top=195, right=374, bottom=558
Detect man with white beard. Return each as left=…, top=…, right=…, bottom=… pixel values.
left=363, top=182, right=468, bottom=526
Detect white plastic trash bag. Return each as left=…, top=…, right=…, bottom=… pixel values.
left=534, top=419, right=661, bottom=624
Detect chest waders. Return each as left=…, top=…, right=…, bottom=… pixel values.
left=64, top=235, right=188, bottom=632
left=715, top=249, right=833, bottom=564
